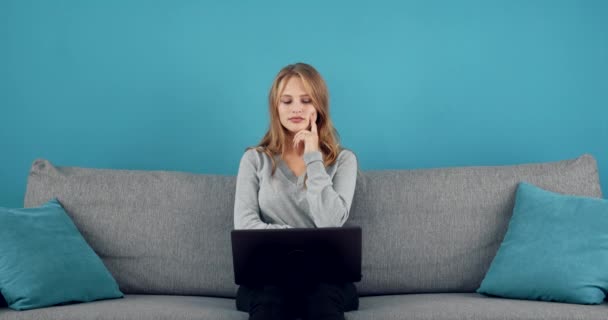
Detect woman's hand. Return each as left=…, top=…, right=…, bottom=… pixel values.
left=293, top=111, right=319, bottom=155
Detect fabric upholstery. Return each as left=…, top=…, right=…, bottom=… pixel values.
left=0, top=198, right=123, bottom=310
left=2, top=293, right=607, bottom=320
left=0, top=295, right=245, bottom=320
left=25, top=160, right=238, bottom=297
left=345, top=154, right=602, bottom=295
left=477, top=182, right=608, bottom=304
left=349, top=293, right=608, bottom=320
left=23, top=155, right=602, bottom=297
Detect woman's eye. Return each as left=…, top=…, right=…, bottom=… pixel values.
left=302, top=100, right=312, bottom=104
left=282, top=100, right=292, bottom=104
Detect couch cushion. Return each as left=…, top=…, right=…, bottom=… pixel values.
left=0, top=294, right=246, bottom=320
left=477, top=182, right=608, bottom=304
left=344, top=154, right=602, bottom=295
left=2, top=293, right=605, bottom=320
left=350, top=293, right=608, bottom=320
left=25, top=159, right=238, bottom=297
left=0, top=198, right=123, bottom=310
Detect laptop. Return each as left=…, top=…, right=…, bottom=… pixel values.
left=231, top=226, right=362, bottom=286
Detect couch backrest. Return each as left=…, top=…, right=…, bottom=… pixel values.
left=344, top=154, right=602, bottom=295
left=24, top=154, right=602, bottom=297
left=25, top=160, right=238, bottom=298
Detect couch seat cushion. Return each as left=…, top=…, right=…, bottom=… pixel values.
left=0, top=295, right=246, bottom=320
left=351, top=293, right=608, bottom=320
left=2, top=293, right=606, bottom=320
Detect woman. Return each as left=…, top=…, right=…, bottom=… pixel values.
left=233, top=62, right=359, bottom=320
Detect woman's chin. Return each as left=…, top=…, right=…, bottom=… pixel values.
left=284, top=126, right=305, bottom=134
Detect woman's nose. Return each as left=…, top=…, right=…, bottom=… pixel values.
left=291, top=102, right=304, bottom=111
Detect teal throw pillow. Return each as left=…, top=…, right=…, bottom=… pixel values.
left=477, top=182, right=608, bottom=304
left=0, top=198, right=124, bottom=310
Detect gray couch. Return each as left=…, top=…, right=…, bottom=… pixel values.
left=1, top=154, right=607, bottom=319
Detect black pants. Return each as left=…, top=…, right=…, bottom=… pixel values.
left=236, top=282, right=359, bottom=320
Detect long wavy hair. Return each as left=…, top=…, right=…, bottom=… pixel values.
left=245, top=62, right=344, bottom=185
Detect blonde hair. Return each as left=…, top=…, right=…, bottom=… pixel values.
left=245, top=62, right=344, bottom=185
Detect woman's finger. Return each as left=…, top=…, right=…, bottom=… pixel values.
left=311, top=112, right=318, bottom=134
left=293, top=135, right=303, bottom=149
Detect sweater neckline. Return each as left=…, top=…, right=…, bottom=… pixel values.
left=274, top=154, right=305, bottom=186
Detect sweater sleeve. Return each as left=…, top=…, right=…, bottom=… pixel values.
left=303, top=150, right=358, bottom=228
left=233, top=150, right=292, bottom=229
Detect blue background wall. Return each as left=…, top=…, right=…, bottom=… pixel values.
left=1, top=0, right=607, bottom=207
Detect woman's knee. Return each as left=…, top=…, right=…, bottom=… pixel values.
left=238, top=285, right=294, bottom=320
left=303, top=283, right=348, bottom=319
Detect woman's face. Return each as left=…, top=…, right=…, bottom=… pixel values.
left=277, top=76, right=317, bottom=136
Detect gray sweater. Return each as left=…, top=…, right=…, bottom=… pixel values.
left=233, top=149, right=358, bottom=229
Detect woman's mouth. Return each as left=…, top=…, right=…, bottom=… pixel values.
left=289, top=118, right=304, bottom=123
